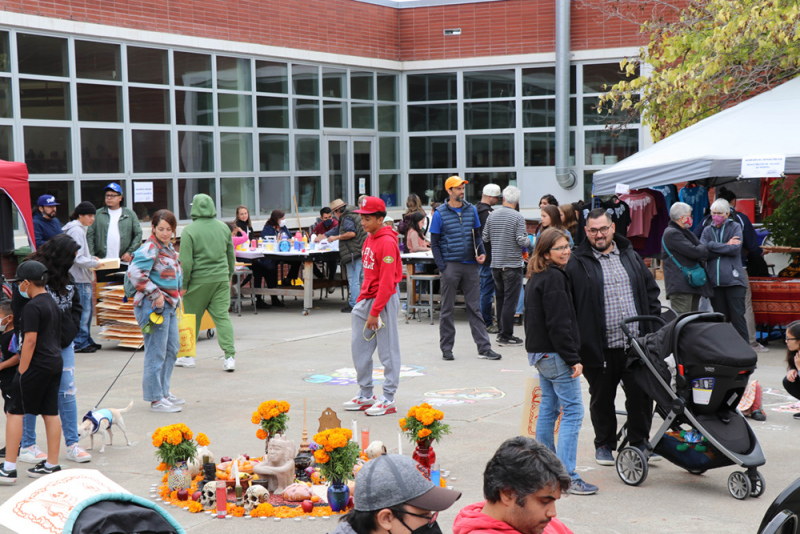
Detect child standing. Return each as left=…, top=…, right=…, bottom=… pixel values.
left=0, top=299, right=19, bottom=457
left=0, top=261, right=63, bottom=483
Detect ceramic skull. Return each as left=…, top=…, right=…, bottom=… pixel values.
left=200, top=481, right=217, bottom=510
left=244, top=484, right=269, bottom=513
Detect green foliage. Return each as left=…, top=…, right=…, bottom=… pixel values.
left=155, top=439, right=197, bottom=468
left=261, top=412, right=289, bottom=437
left=318, top=441, right=360, bottom=483
left=598, top=0, right=800, bottom=141
left=764, top=179, right=800, bottom=248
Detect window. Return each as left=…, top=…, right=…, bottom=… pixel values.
left=464, top=172, right=516, bottom=200
left=29, top=180, right=74, bottom=222
left=0, top=125, right=11, bottom=161
left=75, top=41, right=120, bottom=81
left=351, top=71, right=374, bottom=101
left=259, top=176, right=291, bottom=215
left=464, top=70, right=515, bottom=99
left=584, top=130, right=638, bottom=165
left=377, top=75, right=397, bottom=102
left=259, top=134, right=289, bottom=172
left=178, top=178, right=215, bottom=220
left=17, top=34, right=68, bottom=76
left=178, top=131, right=214, bottom=172
left=218, top=93, right=252, bottom=127
left=294, top=99, right=319, bottom=130
left=322, top=68, right=346, bottom=99
left=129, top=88, right=170, bottom=124
left=132, top=130, right=170, bottom=173
left=81, top=128, right=123, bottom=173
left=408, top=173, right=453, bottom=205
left=256, top=61, right=288, bottom=93
left=24, top=126, right=71, bottom=174
left=292, top=64, right=318, bottom=96
left=351, top=104, right=373, bottom=129
left=220, top=177, right=255, bottom=218
left=128, top=47, right=168, bottom=85
left=217, top=56, right=251, bottom=91
left=0, top=32, right=9, bottom=72
left=524, top=132, right=575, bottom=167
left=407, top=73, right=457, bottom=101
left=77, top=84, right=122, bottom=122
left=408, top=104, right=457, bottom=131
left=295, top=135, right=320, bottom=171
left=379, top=137, right=399, bottom=170
left=464, top=101, right=515, bottom=130
left=410, top=136, right=457, bottom=169
left=296, top=176, right=321, bottom=211
left=378, top=105, right=398, bottom=132
left=132, top=179, right=173, bottom=221
left=20, top=80, right=70, bottom=120
left=81, top=180, right=124, bottom=210
left=220, top=132, right=253, bottom=172
left=257, top=96, right=289, bottom=128
left=466, top=134, right=514, bottom=168
left=175, top=91, right=213, bottom=126
left=174, top=52, right=212, bottom=88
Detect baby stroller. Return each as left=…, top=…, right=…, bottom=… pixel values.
left=617, top=311, right=766, bottom=500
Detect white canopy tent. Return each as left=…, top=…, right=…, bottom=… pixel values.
left=593, top=76, right=800, bottom=194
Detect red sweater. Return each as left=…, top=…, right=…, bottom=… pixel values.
left=453, top=502, right=573, bottom=534
left=357, top=226, right=403, bottom=317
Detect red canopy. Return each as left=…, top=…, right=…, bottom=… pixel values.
left=0, top=160, right=35, bottom=250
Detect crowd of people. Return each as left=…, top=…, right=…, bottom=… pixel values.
left=0, top=176, right=795, bottom=534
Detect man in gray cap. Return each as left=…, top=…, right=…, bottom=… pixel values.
left=475, top=184, right=503, bottom=333
left=329, top=454, right=461, bottom=534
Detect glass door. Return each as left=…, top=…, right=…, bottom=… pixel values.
left=353, top=138, right=374, bottom=201
left=326, top=136, right=375, bottom=206
left=328, top=138, right=348, bottom=204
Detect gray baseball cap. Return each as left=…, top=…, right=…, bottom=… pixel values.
left=354, top=454, right=461, bottom=512
left=15, top=260, right=48, bottom=282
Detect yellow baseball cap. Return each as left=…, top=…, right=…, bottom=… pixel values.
left=444, top=176, right=468, bottom=190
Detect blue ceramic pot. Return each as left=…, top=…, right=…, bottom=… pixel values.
left=327, top=482, right=350, bottom=512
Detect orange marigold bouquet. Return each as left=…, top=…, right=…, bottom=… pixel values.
left=313, top=428, right=360, bottom=483
left=152, top=423, right=198, bottom=468
left=251, top=400, right=290, bottom=440
left=399, top=403, right=450, bottom=443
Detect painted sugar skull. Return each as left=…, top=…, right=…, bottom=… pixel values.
left=244, top=484, right=269, bottom=513
left=200, top=481, right=217, bottom=509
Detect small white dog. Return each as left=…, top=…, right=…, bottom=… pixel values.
left=78, top=401, right=133, bottom=453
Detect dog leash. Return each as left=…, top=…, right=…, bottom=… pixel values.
left=91, top=341, right=143, bottom=411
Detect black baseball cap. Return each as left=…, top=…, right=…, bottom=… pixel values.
left=15, top=260, right=48, bottom=282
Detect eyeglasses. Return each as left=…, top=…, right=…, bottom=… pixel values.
left=550, top=245, right=570, bottom=252
left=587, top=226, right=611, bottom=236
left=105, top=193, right=121, bottom=199
left=787, top=337, right=798, bottom=342
left=400, top=509, right=438, bottom=528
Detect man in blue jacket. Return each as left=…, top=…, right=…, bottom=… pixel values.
left=32, top=195, right=63, bottom=246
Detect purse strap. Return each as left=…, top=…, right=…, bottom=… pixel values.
left=661, top=237, right=687, bottom=271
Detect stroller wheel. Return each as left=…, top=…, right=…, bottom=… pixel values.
left=687, top=469, right=707, bottom=475
left=728, top=471, right=751, bottom=500
left=749, top=471, right=766, bottom=498
left=616, top=447, right=648, bottom=486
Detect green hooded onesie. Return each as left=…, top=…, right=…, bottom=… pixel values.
left=180, top=194, right=236, bottom=360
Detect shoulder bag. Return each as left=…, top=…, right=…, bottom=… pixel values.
left=662, top=237, right=708, bottom=288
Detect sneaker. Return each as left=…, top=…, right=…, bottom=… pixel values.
left=567, top=478, right=599, bottom=495
left=166, top=393, right=185, bottom=405
left=75, top=345, right=97, bottom=354
left=442, top=351, right=455, bottom=361
left=28, top=461, right=61, bottom=478
left=175, top=357, right=196, bottom=368
left=341, top=305, right=353, bottom=313
left=18, top=445, right=47, bottom=464
left=91, top=343, right=103, bottom=350
left=497, top=336, right=523, bottom=347
left=0, top=447, right=5, bottom=458
left=151, top=400, right=181, bottom=413
left=343, top=395, right=377, bottom=411
left=0, top=465, right=16, bottom=484
left=255, top=299, right=271, bottom=310
left=365, top=397, right=397, bottom=417
left=223, top=357, right=236, bottom=372
left=478, top=349, right=502, bottom=360
left=595, top=445, right=614, bottom=466
left=751, top=343, right=769, bottom=353
left=486, top=324, right=499, bottom=334
left=750, top=409, right=767, bottom=422
left=66, top=443, right=92, bottom=463
left=793, top=412, right=800, bottom=420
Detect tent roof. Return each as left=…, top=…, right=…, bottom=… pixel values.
left=593, top=76, right=800, bottom=194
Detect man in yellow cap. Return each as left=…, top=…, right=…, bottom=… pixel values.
left=429, top=176, right=502, bottom=362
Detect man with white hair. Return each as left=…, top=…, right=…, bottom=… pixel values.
left=482, top=185, right=529, bottom=346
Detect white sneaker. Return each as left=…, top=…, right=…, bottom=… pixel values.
left=342, top=395, right=377, bottom=411
left=151, top=400, right=181, bottom=413
left=365, top=397, right=397, bottom=417
left=66, top=443, right=92, bottom=463
left=175, top=357, right=196, bottom=368
left=166, top=393, right=185, bottom=405
left=18, top=445, right=47, bottom=464
left=223, top=357, right=235, bottom=372
left=751, top=343, right=769, bottom=353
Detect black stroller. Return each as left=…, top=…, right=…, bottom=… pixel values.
left=616, top=311, right=766, bottom=500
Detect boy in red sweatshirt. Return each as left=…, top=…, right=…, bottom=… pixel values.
left=342, top=197, right=403, bottom=417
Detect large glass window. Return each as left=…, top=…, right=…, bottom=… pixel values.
left=296, top=176, right=322, bottom=211
left=132, top=179, right=173, bottom=221
left=379, top=137, right=398, bottom=170
left=408, top=173, right=453, bottom=205
left=351, top=71, right=374, bottom=101
left=377, top=75, right=398, bottom=102
left=295, top=135, right=320, bottom=171
left=178, top=178, right=215, bottom=220
left=378, top=174, right=400, bottom=208
left=218, top=93, right=252, bottom=127
left=322, top=68, right=346, bottom=99
left=129, top=87, right=169, bottom=124
left=29, top=180, right=74, bottom=222
left=24, top=126, right=71, bottom=174
left=75, top=41, right=120, bottom=81
left=257, top=96, right=289, bottom=128
left=464, top=101, right=515, bottom=130
left=407, top=73, right=457, bottom=101
left=17, top=34, right=68, bottom=77
left=583, top=63, right=639, bottom=93
left=522, top=98, right=576, bottom=128
left=217, top=56, right=251, bottom=91
left=0, top=32, right=9, bottom=72
left=351, top=104, right=374, bottom=129
left=466, top=134, right=514, bottom=167
left=408, top=104, right=457, bottom=131
left=464, top=172, right=516, bottom=201
left=522, top=66, right=576, bottom=96
left=220, top=177, right=254, bottom=218
left=132, top=130, right=171, bottom=173
left=292, top=64, right=318, bottom=96
left=524, top=132, right=575, bottom=167
left=127, top=47, right=168, bottom=85
left=81, top=128, right=123, bottom=173
left=20, top=80, right=70, bottom=120
left=584, top=129, right=638, bottom=165
left=256, top=61, right=288, bottom=93
left=175, top=91, right=213, bottom=126
left=409, top=136, right=456, bottom=169
left=323, top=101, right=346, bottom=128
left=77, top=84, right=122, bottom=122
left=220, top=132, right=253, bottom=172
left=174, top=52, right=212, bottom=88
left=0, top=125, right=11, bottom=161
left=464, top=70, right=515, bottom=99
left=80, top=180, right=125, bottom=210
left=259, top=176, right=291, bottom=215
left=294, top=99, right=319, bottom=130
left=378, top=105, right=398, bottom=132
left=178, top=131, right=214, bottom=172
left=259, top=134, right=289, bottom=171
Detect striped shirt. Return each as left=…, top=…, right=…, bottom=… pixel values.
left=482, top=206, right=529, bottom=269
left=592, top=245, right=639, bottom=348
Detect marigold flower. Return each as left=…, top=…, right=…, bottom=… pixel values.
left=398, top=418, right=406, bottom=429
left=418, top=428, right=432, bottom=439
left=196, top=433, right=210, bottom=447
left=314, top=450, right=330, bottom=463
left=251, top=412, right=261, bottom=424
left=256, top=429, right=267, bottom=440
left=279, top=401, right=290, bottom=413
left=156, top=462, right=167, bottom=471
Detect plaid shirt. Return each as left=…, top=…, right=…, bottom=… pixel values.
left=592, top=245, right=639, bottom=348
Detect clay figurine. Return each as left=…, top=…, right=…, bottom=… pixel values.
left=253, top=436, right=298, bottom=495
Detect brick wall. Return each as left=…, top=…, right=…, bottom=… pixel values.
left=3, top=0, right=648, bottom=61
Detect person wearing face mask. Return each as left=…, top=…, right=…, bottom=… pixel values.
left=661, top=202, right=725, bottom=314
left=256, top=209, right=302, bottom=309
left=328, top=454, right=461, bottom=534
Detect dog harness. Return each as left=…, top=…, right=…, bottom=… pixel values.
left=83, top=409, right=114, bottom=433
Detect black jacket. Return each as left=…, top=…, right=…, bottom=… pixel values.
left=524, top=265, right=581, bottom=366
left=564, top=234, right=661, bottom=368
left=661, top=221, right=715, bottom=298
left=475, top=202, right=494, bottom=266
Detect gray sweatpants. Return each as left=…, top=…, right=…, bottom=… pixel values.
left=439, top=262, right=492, bottom=353
left=351, top=293, right=402, bottom=402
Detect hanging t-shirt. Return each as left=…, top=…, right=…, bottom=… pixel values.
left=106, top=208, right=122, bottom=259
left=678, top=185, right=709, bottom=233
left=650, top=184, right=678, bottom=209
left=575, top=198, right=631, bottom=243
left=619, top=190, right=657, bottom=238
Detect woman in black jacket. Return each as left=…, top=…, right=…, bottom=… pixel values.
left=524, top=227, right=597, bottom=495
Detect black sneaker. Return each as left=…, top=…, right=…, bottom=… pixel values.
left=91, top=343, right=103, bottom=350
left=442, top=351, right=454, bottom=361
left=255, top=299, right=271, bottom=310
left=341, top=305, right=353, bottom=313
left=497, top=336, right=523, bottom=347
left=478, top=349, right=502, bottom=360
left=75, top=345, right=97, bottom=354
left=0, top=446, right=5, bottom=458
left=794, top=412, right=800, bottom=420
left=28, top=461, right=61, bottom=478
left=0, top=465, right=16, bottom=484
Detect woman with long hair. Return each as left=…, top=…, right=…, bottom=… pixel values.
left=18, top=233, right=91, bottom=463
left=524, top=227, right=597, bottom=495
left=127, top=210, right=183, bottom=413
left=62, top=202, right=100, bottom=354
left=559, top=204, right=578, bottom=242
left=537, top=205, right=574, bottom=247
left=234, top=205, right=254, bottom=240
left=255, top=209, right=300, bottom=308
left=782, top=321, right=800, bottom=419
left=398, top=193, right=429, bottom=242
left=539, top=194, right=559, bottom=208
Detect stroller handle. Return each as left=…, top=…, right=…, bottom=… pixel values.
left=620, top=315, right=667, bottom=339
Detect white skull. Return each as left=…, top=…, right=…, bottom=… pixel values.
left=200, top=481, right=217, bottom=510
left=244, top=484, right=269, bottom=513
left=365, top=441, right=387, bottom=459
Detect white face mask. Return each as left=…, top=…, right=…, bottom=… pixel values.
left=279, top=219, right=286, bottom=227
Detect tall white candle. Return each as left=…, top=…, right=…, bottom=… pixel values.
left=398, top=432, right=403, bottom=455
left=352, top=420, right=358, bottom=443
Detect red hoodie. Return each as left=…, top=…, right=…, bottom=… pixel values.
left=453, top=502, right=573, bottom=534
left=357, top=225, right=403, bottom=317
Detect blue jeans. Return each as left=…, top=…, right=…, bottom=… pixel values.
left=21, top=343, right=79, bottom=448
left=134, top=301, right=179, bottom=402
left=73, top=282, right=95, bottom=350
left=345, top=260, right=364, bottom=308
left=479, top=265, right=495, bottom=327
left=516, top=284, right=524, bottom=316
left=533, top=352, right=584, bottom=480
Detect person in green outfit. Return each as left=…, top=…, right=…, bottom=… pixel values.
left=178, top=194, right=236, bottom=372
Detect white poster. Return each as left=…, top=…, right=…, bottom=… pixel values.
left=133, top=181, right=154, bottom=203
left=615, top=183, right=630, bottom=195
left=740, top=156, right=785, bottom=178
left=359, top=177, right=366, bottom=195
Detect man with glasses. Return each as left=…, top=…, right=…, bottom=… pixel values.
left=88, top=183, right=142, bottom=282
left=32, top=195, right=63, bottom=247
left=330, top=454, right=461, bottom=534
left=565, top=208, right=661, bottom=467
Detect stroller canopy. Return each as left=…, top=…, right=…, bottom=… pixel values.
left=675, top=321, right=757, bottom=369
left=64, top=493, right=185, bottom=534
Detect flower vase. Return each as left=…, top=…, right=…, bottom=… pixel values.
left=412, top=439, right=436, bottom=476
left=327, top=481, right=350, bottom=512
left=167, top=461, right=191, bottom=491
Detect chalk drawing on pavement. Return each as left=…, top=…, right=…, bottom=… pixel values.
left=423, top=387, right=505, bottom=406
left=304, top=365, right=425, bottom=386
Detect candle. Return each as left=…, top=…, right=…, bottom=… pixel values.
left=352, top=420, right=358, bottom=443
left=361, top=426, right=370, bottom=450
left=398, top=432, right=403, bottom=455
